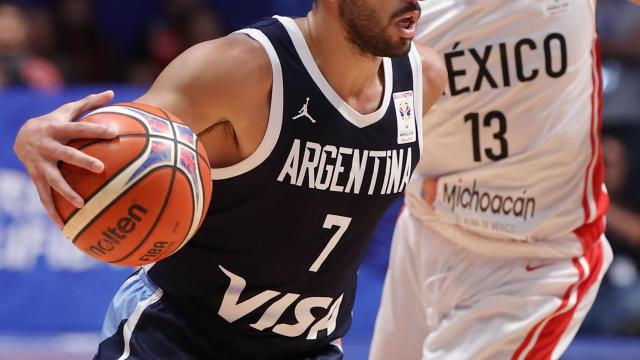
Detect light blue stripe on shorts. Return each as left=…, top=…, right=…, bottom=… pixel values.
left=100, top=270, right=162, bottom=341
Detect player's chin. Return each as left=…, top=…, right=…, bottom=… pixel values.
left=385, top=38, right=412, bottom=57
left=385, top=28, right=414, bottom=56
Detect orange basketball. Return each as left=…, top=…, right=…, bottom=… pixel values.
left=52, top=102, right=212, bottom=266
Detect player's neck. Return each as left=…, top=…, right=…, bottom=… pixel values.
left=297, top=11, right=384, bottom=110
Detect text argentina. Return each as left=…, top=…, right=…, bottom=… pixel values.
left=277, top=139, right=412, bottom=195
left=442, top=180, right=535, bottom=221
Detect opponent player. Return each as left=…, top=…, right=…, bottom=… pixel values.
left=371, top=1, right=613, bottom=359
left=13, top=0, right=446, bottom=359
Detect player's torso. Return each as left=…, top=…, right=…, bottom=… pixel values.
left=412, top=0, right=603, bottom=241
left=147, top=17, right=422, bottom=356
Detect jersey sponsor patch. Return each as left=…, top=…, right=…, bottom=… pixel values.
left=217, top=265, right=343, bottom=340
left=393, top=91, right=417, bottom=144
left=434, top=178, right=538, bottom=241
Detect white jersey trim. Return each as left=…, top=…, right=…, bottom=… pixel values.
left=210, top=29, right=284, bottom=180
left=117, top=286, right=163, bottom=360
left=585, top=44, right=601, bottom=224
left=515, top=258, right=585, bottom=360
left=275, top=16, right=393, bottom=129
left=408, top=44, right=424, bottom=155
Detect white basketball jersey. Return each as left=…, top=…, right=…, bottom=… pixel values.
left=409, top=0, right=607, bottom=247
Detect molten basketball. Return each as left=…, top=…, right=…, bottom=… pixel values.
left=52, top=103, right=212, bottom=266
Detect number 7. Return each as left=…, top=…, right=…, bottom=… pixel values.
left=309, top=214, right=352, bottom=272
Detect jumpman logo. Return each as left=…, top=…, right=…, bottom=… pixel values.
left=292, top=97, right=316, bottom=123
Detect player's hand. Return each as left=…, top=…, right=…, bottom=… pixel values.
left=13, top=90, right=118, bottom=228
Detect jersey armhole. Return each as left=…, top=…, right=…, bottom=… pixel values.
left=409, top=43, right=424, bottom=155
left=210, top=29, right=284, bottom=180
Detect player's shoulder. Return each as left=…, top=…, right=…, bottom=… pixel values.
left=141, top=32, right=274, bottom=131
left=413, top=43, right=447, bottom=93
left=181, top=33, right=272, bottom=91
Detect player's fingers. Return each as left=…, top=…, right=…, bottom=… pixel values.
left=59, top=144, right=105, bottom=173
left=76, top=90, right=115, bottom=114
left=41, top=140, right=104, bottom=173
left=65, top=90, right=115, bottom=121
left=33, top=178, right=64, bottom=228
left=41, top=163, right=84, bottom=208
left=52, top=121, right=118, bottom=141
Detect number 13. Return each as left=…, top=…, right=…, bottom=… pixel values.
left=464, top=111, right=509, bottom=162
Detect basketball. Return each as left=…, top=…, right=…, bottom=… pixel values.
left=52, top=103, right=212, bottom=266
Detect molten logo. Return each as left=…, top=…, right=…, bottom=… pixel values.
left=85, top=204, right=148, bottom=258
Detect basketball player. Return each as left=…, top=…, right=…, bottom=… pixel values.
left=370, top=1, right=614, bottom=359
left=13, top=0, right=447, bottom=359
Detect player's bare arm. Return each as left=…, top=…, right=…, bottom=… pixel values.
left=12, top=33, right=273, bottom=227
left=136, top=33, right=273, bottom=168
left=416, top=43, right=447, bottom=116
left=413, top=43, right=447, bottom=203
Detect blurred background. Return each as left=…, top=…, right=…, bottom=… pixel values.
left=0, top=0, right=639, bottom=359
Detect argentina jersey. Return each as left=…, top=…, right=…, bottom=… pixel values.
left=142, top=16, right=423, bottom=358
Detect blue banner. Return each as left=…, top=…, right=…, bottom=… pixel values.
left=0, top=87, right=145, bottom=334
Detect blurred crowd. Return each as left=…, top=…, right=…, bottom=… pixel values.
left=580, top=0, right=640, bottom=338
left=1, top=0, right=639, bottom=338
left=0, top=0, right=227, bottom=89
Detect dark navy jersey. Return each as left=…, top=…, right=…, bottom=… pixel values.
left=146, top=16, right=424, bottom=358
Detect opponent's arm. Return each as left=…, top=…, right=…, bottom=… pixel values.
left=416, top=43, right=447, bottom=117
left=13, top=33, right=273, bottom=227
left=415, top=43, right=447, bottom=205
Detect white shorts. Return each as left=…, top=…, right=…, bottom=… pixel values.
left=370, top=210, right=612, bottom=360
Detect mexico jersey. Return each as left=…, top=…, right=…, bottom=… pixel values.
left=409, top=0, right=607, bottom=250
left=145, top=17, right=422, bottom=357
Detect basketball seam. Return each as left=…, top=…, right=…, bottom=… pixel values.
left=71, top=165, right=173, bottom=245
left=63, top=128, right=150, bottom=223
left=75, top=134, right=145, bottom=152
left=158, top=107, right=197, bottom=257
left=108, top=165, right=177, bottom=264
left=69, top=106, right=204, bottom=265
left=194, top=136, right=211, bottom=231
left=112, top=108, right=181, bottom=264
left=119, top=106, right=199, bottom=153
left=118, top=105, right=211, bottom=172
left=65, top=110, right=206, bottom=224
left=91, top=109, right=185, bottom=150
left=68, top=110, right=153, bottom=240
left=168, top=156, right=196, bottom=256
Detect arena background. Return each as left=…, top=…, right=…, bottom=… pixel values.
left=1, top=0, right=640, bottom=359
